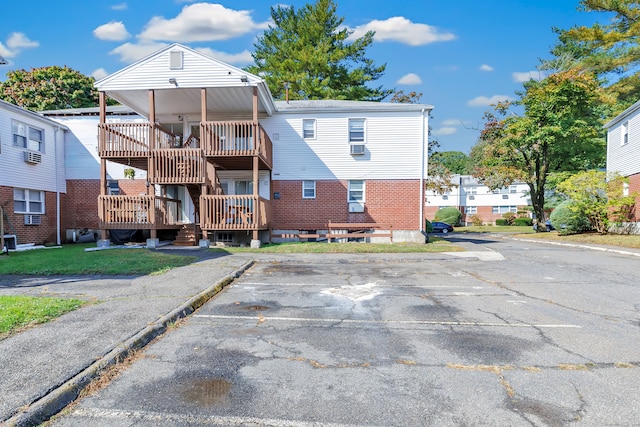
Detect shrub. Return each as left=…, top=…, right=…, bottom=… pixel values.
left=434, top=207, right=462, bottom=226
left=550, top=200, right=591, bottom=235
left=469, top=214, right=484, bottom=226
left=514, top=217, right=533, bottom=226
left=502, top=211, right=517, bottom=225
left=495, top=219, right=508, bottom=226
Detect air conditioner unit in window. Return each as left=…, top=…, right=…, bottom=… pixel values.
left=24, top=214, right=42, bottom=225
left=24, top=151, right=42, bottom=164
left=350, top=144, right=365, bottom=155
left=502, top=194, right=509, bottom=199
left=348, top=202, right=365, bottom=213
left=468, top=195, right=475, bottom=200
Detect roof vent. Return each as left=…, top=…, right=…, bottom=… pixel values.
left=169, top=51, right=183, bottom=70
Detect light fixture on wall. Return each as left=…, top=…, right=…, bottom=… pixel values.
left=168, top=77, right=178, bottom=87
left=240, top=75, right=248, bottom=83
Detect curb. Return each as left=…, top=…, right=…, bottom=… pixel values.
left=510, top=237, right=640, bottom=258
left=3, top=260, right=255, bottom=427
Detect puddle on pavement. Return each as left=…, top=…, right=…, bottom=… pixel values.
left=182, top=378, right=232, bottom=406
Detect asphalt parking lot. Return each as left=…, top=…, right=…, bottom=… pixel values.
left=50, top=237, right=640, bottom=426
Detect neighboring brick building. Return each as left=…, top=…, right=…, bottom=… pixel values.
left=605, top=100, right=640, bottom=231
left=425, top=175, right=531, bottom=225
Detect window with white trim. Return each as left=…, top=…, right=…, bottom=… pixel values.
left=492, top=205, right=517, bottom=214
left=348, top=119, right=365, bottom=143
left=14, top=188, right=45, bottom=214
left=622, top=121, right=629, bottom=146
left=302, top=119, right=316, bottom=139
left=13, top=120, right=44, bottom=152
left=348, top=180, right=365, bottom=202
left=465, top=206, right=477, bottom=214
left=302, top=180, right=316, bottom=199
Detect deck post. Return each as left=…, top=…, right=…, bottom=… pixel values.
left=98, top=92, right=109, bottom=244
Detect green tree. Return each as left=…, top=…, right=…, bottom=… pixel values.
left=430, top=151, right=469, bottom=175
left=472, top=69, right=605, bottom=232
left=544, top=0, right=640, bottom=110
left=246, top=0, right=392, bottom=101
left=0, top=66, right=101, bottom=111
left=556, top=170, right=636, bottom=233
left=434, top=206, right=462, bottom=226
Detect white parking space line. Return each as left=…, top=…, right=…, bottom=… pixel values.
left=70, top=407, right=374, bottom=427
left=194, top=314, right=581, bottom=329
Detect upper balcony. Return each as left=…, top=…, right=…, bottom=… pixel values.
left=98, top=121, right=272, bottom=171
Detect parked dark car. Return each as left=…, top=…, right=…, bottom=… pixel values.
left=533, top=219, right=555, bottom=232
left=429, top=221, right=454, bottom=234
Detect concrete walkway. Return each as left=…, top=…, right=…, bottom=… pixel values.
left=0, top=250, right=253, bottom=427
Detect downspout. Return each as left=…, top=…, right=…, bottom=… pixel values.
left=54, top=126, right=61, bottom=245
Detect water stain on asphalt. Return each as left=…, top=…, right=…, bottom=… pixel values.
left=509, top=396, right=578, bottom=426
left=241, top=304, right=271, bottom=311
left=182, top=378, right=232, bottom=406
left=435, top=331, right=533, bottom=364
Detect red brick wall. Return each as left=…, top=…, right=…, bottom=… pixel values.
left=271, top=180, right=421, bottom=230
left=628, top=172, right=640, bottom=221
left=63, top=180, right=100, bottom=230
left=0, top=186, right=60, bottom=245
left=118, top=179, right=147, bottom=196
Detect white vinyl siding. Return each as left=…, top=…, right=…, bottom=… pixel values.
left=263, top=110, right=428, bottom=181
left=302, top=180, right=316, bottom=198
left=14, top=188, right=44, bottom=214
left=0, top=101, right=66, bottom=193
left=607, top=107, right=640, bottom=177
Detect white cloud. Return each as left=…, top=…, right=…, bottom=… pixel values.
left=441, top=119, right=462, bottom=126
left=480, top=64, right=493, bottom=72
left=467, top=95, right=512, bottom=107
left=349, top=17, right=456, bottom=46
left=109, top=42, right=169, bottom=62
left=397, top=73, right=422, bottom=85
left=432, top=127, right=457, bottom=136
left=512, top=70, right=546, bottom=82
left=91, top=68, right=109, bottom=80
left=7, top=32, right=39, bottom=49
left=138, top=3, right=270, bottom=42
left=93, top=21, right=131, bottom=41
left=0, top=32, right=38, bottom=58
left=111, top=2, right=127, bottom=10
left=195, top=47, right=253, bottom=66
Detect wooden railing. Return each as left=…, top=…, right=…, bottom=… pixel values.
left=98, top=195, right=182, bottom=229
left=199, top=195, right=270, bottom=230
left=150, top=148, right=204, bottom=184
left=99, top=123, right=178, bottom=156
left=201, top=121, right=273, bottom=164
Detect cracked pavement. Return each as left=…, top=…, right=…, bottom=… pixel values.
left=50, top=236, right=640, bottom=426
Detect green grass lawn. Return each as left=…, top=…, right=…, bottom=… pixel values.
left=0, top=243, right=196, bottom=275
left=0, top=295, right=85, bottom=337
left=211, top=238, right=463, bottom=254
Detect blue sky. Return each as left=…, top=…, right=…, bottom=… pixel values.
left=0, top=1, right=606, bottom=153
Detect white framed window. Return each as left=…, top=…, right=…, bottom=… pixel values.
left=623, top=182, right=630, bottom=196
left=14, top=188, right=45, bottom=214
left=302, top=180, right=316, bottom=199
left=467, top=187, right=478, bottom=195
left=492, top=205, right=517, bottom=214
left=302, top=119, right=316, bottom=139
left=12, top=120, right=44, bottom=152
left=348, top=180, right=365, bottom=202
left=465, top=206, right=477, bottom=214
left=349, top=119, right=365, bottom=143
left=622, top=121, right=629, bottom=146
left=509, top=185, right=518, bottom=194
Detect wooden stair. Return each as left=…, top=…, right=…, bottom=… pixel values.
left=173, top=224, right=201, bottom=246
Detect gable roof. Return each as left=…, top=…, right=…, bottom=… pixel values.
left=95, top=43, right=276, bottom=117
left=603, top=99, right=640, bottom=129
left=0, top=99, right=69, bottom=130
